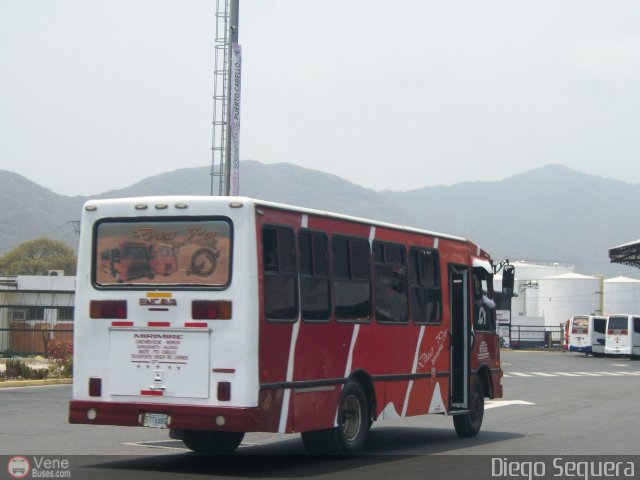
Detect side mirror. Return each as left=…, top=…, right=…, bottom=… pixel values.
left=502, top=265, right=515, bottom=296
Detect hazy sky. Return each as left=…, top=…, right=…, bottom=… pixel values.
left=1, top=0, right=640, bottom=196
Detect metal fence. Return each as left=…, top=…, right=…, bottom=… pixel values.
left=508, top=325, right=564, bottom=350
left=0, top=324, right=73, bottom=356
left=2, top=322, right=563, bottom=355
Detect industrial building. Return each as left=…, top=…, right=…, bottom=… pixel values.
left=0, top=273, right=75, bottom=355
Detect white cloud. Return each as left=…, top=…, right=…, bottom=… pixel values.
left=570, top=35, right=640, bottom=86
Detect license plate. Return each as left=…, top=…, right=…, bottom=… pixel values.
left=143, top=413, right=169, bottom=429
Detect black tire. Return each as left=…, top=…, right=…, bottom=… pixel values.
left=182, top=430, right=244, bottom=454
left=301, top=381, right=369, bottom=455
left=453, top=377, right=484, bottom=438
left=189, top=248, right=219, bottom=277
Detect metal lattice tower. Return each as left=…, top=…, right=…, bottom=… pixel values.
left=209, top=0, right=239, bottom=196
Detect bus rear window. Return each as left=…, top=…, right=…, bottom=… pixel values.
left=608, top=317, right=628, bottom=330
left=94, top=218, right=232, bottom=287
left=572, top=318, right=588, bottom=328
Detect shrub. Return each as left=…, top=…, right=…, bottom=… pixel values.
left=47, top=340, right=73, bottom=377
left=3, top=359, right=48, bottom=380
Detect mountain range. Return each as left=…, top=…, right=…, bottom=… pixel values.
left=1, top=161, right=638, bottom=277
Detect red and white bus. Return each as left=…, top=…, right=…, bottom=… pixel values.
left=69, top=196, right=513, bottom=454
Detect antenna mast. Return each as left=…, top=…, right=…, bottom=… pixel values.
left=210, top=0, right=241, bottom=196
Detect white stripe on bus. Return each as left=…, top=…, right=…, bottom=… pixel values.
left=402, top=326, right=426, bottom=417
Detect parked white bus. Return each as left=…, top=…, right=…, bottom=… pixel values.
left=591, top=316, right=607, bottom=358
left=568, top=315, right=606, bottom=355
left=605, top=315, right=634, bottom=356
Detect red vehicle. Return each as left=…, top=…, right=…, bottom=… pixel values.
left=149, top=243, right=178, bottom=277
left=563, top=318, right=570, bottom=350
left=71, top=197, right=513, bottom=455
left=100, top=241, right=154, bottom=282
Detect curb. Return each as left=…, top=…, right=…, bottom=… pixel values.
left=0, top=378, right=73, bottom=388
left=501, top=349, right=564, bottom=353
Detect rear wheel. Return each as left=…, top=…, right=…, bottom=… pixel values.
left=182, top=430, right=245, bottom=454
left=301, top=381, right=369, bottom=455
left=453, top=377, right=484, bottom=438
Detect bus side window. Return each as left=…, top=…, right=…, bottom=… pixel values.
left=410, top=248, right=442, bottom=325
left=299, top=231, right=331, bottom=322
left=373, top=241, right=408, bottom=324
left=333, top=236, right=372, bottom=322
left=263, top=226, right=298, bottom=321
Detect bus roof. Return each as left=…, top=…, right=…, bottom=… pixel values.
left=83, top=195, right=471, bottom=246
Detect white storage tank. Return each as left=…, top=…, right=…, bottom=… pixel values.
left=494, top=261, right=574, bottom=327
left=538, top=273, right=601, bottom=328
left=509, top=261, right=574, bottom=281
left=603, top=276, right=640, bottom=315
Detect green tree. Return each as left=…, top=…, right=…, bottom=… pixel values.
left=0, top=238, right=76, bottom=275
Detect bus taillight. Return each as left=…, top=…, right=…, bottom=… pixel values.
left=217, top=381, right=231, bottom=401
left=621, top=330, right=628, bottom=336
left=192, top=300, right=232, bottom=320
left=90, top=300, right=127, bottom=319
left=89, top=377, right=102, bottom=397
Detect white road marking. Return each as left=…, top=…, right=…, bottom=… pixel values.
left=504, top=370, right=640, bottom=378
left=122, top=441, right=188, bottom=451
left=124, top=440, right=260, bottom=451
left=485, top=400, right=535, bottom=410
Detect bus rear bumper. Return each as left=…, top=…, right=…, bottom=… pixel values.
left=569, top=346, right=591, bottom=353
left=69, top=400, right=267, bottom=432
left=604, top=347, right=631, bottom=355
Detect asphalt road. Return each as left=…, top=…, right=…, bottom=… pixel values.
left=1, top=350, right=639, bottom=479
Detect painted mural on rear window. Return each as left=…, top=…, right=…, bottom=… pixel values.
left=95, top=219, right=231, bottom=286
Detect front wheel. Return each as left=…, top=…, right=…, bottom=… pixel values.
left=182, top=430, right=244, bottom=454
left=453, top=377, right=484, bottom=438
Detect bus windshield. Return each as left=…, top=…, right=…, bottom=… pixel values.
left=94, top=218, right=232, bottom=287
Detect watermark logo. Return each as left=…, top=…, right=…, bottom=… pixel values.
left=492, top=457, right=635, bottom=480
left=7, top=456, right=30, bottom=479
left=6, top=456, right=72, bottom=479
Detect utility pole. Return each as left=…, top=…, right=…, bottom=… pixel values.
left=210, top=0, right=241, bottom=196
left=225, top=0, right=240, bottom=196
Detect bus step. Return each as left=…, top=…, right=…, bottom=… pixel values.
left=448, top=409, right=470, bottom=415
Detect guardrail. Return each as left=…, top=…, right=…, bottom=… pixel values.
left=509, top=325, right=564, bottom=350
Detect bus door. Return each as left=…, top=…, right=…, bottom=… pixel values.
left=449, top=265, right=469, bottom=409
left=591, top=316, right=607, bottom=357
left=632, top=317, right=640, bottom=360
